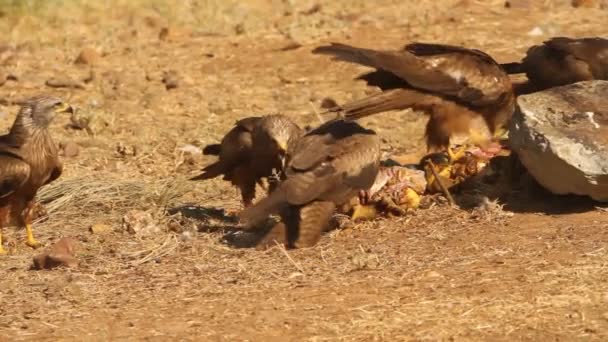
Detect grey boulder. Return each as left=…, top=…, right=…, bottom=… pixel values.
left=509, top=80, right=608, bottom=201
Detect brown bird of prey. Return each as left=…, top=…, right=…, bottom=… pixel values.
left=238, top=119, right=381, bottom=249
left=502, top=37, right=608, bottom=93
left=191, top=114, right=303, bottom=207
left=501, top=37, right=608, bottom=93
left=0, top=96, right=73, bottom=254
left=312, top=42, right=515, bottom=156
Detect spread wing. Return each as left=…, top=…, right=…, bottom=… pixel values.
left=0, top=152, right=31, bottom=199
left=313, top=42, right=509, bottom=106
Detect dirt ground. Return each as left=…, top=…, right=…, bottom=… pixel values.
left=1, top=0, right=608, bottom=340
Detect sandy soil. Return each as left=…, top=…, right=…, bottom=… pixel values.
left=0, top=0, right=608, bottom=340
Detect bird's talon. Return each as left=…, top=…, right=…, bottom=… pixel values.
left=350, top=204, right=377, bottom=221
left=26, top=239, right=42, bottom=249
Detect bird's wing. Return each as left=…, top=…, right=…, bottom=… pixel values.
left=314, top=42, right=509, bottom=106
left=544, top=37, right=608, bottom=76
left=333, top=88, right=441, bottom=121
left=283, top=121, right=381, bottom=205
left=0, top=152, right=31, bottom=199
left=404, top=43, right=511, bottom=105
left=235, top=116, right=263, bottom=132
left=193, top=120, right=257, bottom=180
left=45, top=160, right=62, bottom=185
left=239, top=121, right=380, bottom=225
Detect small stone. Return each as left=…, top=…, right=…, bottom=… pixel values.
left=158, top=27, right=170, bottom=41
left=180, top=231, right=193, bottom=242
left=162, top=70, right=179, bottom=90
left=571, top=0, right=605, bottom=7
left=504, top=0, right=531, bottom=8
left=320, top=97, right=338, bottom=109
left=61, top=142, right=80, bottom=158
left=122, top=210, right=160, bottom=235
left=32, top=237, right=78, bottom=270
left=74, top=47, right=101, bottom=65
left=89, top=223, right=112, bottom=235
left=46, top=76, right=85, bottom=89
left=177, top=144, right=202, bottom=155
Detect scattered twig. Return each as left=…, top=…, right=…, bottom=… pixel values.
left=275, top=241, right=305, bottom=274
left=426, top=160, right=455, bottom=207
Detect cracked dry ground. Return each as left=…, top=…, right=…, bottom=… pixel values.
left=1, top=1, right=608, bottom=340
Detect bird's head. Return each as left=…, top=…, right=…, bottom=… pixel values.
left=254, top=114, right=303, bottom=170
left=18, top=96, right=74, bottom=128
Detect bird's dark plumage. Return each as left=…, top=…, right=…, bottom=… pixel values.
left=0, top=95, right=73, bottom=254
left=191, top=114, right=303, bottom=207
left=313, top=42, right=515, bottom=151
left=239, top=120, right=381, bottom=249
left=502, top=37, right=608, bottom=93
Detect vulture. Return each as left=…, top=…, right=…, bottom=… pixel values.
left=239, top=119, right=381, bottom=249
left=191, top=114, right=303, bottom=207
left=0, top=96, right=73, bottom=254
left=312, top=42, right=515, bottom=155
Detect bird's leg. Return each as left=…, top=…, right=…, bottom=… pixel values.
left=23, top=201, right=42, bottom=249
left=0, top=208, right=7, bottom=255
left=447, top=146, right=466, bottom=162
left=0, top=233, right=6, bottom=255
left=0, top=220, right=6, bottom=255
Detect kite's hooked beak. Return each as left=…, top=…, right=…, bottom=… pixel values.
left=277, top=140, right=288, bottom=170
left=55, top=102, right=74, bottom=114
left=279, top=150, right=287, bottom=171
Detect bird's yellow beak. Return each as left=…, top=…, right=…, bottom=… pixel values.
left=54, top=102, right=74, bottom=114
left=278, top=141, right=288, bottom=153
left=277, top=141, right=288, bottom=170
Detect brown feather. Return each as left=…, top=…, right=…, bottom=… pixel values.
left=313, top=42, right=515, bottom=150
left=0, top=95, right=68, bottom=248
left=502, top=36, right=608, bottom=92
left=192, top=114, right=302, bottom=207
left=239, top=120, right=381, bottom=248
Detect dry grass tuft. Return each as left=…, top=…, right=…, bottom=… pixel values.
left=36, top=176, right=191, bottom=224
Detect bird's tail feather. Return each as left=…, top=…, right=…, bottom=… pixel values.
left=238, top=188, right=289, bottom=227
left=500, top=62, right=524, bottom=74
left=190, top=162, right=225, bottom=181
left=337, top=88, right=437, bottom=121
left=202, top=144, right=221, bottom=155
left=313, top=43, right=383, bottom=69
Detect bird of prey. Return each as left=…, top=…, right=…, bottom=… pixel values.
left=502, top=37, right=608, bottom=93
left=238, top=119, right=381, bottom=249
left=312, top=42, right=515, bottom=156
left=191, top=114, right=303, bottom=207
left=0, top=96, right=73, bottom=254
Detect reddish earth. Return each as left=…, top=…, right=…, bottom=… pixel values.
left=0, top=1, right=607, bottom=340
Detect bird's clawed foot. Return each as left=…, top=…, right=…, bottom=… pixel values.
left=350, top=204, right=378, bottom=221
left=25, top=225, right=42, bottom=249
left=447, top=146, right=466, bottom=162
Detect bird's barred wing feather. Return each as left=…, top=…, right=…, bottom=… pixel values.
left=313, top=42, right=508, bottom=106
left=0, top=153, right=31, bottom=199
left=239, top=121, right=380, bottom=225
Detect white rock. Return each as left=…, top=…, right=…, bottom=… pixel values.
left=509, top=80, right=608, bottom=201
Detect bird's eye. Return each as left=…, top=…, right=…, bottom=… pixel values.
left=52, top=102, right=64, bottom=108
